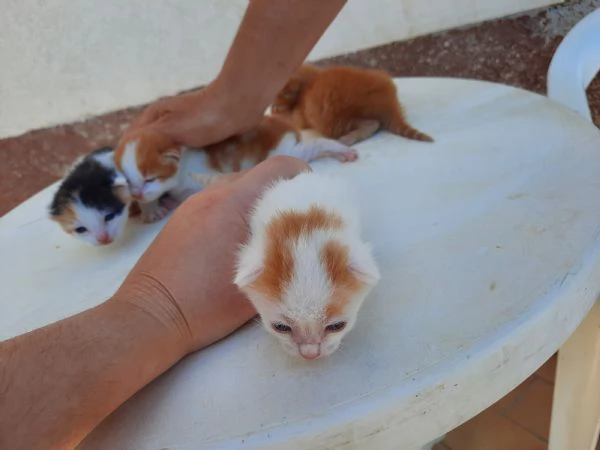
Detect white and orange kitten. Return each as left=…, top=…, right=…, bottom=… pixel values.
left=233, top=172, right=380, bottom=360
left=114, top=115, right=358, bottom=223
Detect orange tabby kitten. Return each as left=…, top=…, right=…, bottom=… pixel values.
left=114, top=114, right=358, bottom=222
left=271, top=64, right=433, bottom=145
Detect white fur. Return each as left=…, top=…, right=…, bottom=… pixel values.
left=119, top=141, right=221, bottom=221
left=271, top=130, right=358, bottom=163
left=121, top=141, right=218, bottom=203
left=235, top=172, right=380, bottom=360
left=171, top=148, right=221, bottom=199
left=70, top=199, right=129, bottom=246
left=91, top=150, right=117, bottom=170
left=121, top=140, right=153, bottom=199
left=119, top=131, right=357, bottom=223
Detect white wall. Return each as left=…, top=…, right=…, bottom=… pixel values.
left=0, top=0, right=559, bottom=139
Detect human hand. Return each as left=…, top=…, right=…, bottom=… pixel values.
left=111, top=156, right=310, bottom=356
left=120, top=78, right=264, bottom=149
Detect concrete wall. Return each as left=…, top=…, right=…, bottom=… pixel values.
left=0, top=0, right=560, bottom=139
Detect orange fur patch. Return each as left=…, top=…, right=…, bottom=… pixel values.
left=321, top=240, right=365, bottom=320
left=115, top=115, right=301, bottom=179
left=272, top=63, right=433, bottom=144
left=50, top=204, right=77, bottom=233
left=251, top=206, right=344, bottom=300
left=114, top=130, right=180, bottom=181
left=203, top=115, right=300, bottom=172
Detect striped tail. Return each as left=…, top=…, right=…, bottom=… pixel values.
left=386, top=108, right=434, bottom=143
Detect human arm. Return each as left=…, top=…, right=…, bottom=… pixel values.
left=0, top=156, right=310, bottom=450
left=124, top=0, right=347, bottom=147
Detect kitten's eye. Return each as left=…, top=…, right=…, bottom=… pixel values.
left=272, top=323, right=292, bottom=333
left=74, top=226, right=87, bottom=234
left=325, top=322, right=347, bottom=332
left=145, top=177, right=157, bottom=184
left=104, top=212, right=116, bottom=222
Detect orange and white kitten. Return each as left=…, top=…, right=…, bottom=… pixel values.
left=234, top=172, right=380, bottom=360
left=271, top=63, right=433, bottom=146
left=114, top=115, right=358, bottom=223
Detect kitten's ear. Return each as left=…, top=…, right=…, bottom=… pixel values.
left=161, top=147, right=182, bottom=165
left=113, top=174, right=131, bottom=203
left=348, top=242, right=380, bottom=286
left=233, top=245, right=264, bottom=288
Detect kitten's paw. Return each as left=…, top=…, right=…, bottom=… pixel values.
left=128, top=202, right=142, bottom=218
left=140, top=205, right=171, bottom=223
left=159, top=195, right=181, bottom=211
left=335, top=148, right=359, bottom=163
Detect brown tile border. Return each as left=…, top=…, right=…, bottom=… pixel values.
left=1, top=0, right=599, bottom=217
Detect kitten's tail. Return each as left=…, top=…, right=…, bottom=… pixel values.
left=385, top=106, right=434, bottom=143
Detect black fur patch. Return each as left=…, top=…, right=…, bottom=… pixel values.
left=49, top=147, right=126, bottom=217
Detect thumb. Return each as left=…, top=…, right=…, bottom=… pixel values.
left=228, top=155, right=311, bottom=204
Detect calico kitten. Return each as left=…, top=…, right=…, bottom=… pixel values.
left=234, top=172, right=380, bottom=360
left=114, top=114, right=358, bottom=223
left=48, top=147, right=131, bottom=246
left=271, top=63, right=433, bottom=145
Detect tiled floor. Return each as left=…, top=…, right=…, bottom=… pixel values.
left=435, top=355, right=558, bottom=450
left=2, top=1, right=600, bottom=449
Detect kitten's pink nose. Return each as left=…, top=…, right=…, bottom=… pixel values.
left=97, top=234, right=112, bottom=245
left=298, top=344, right=321, bottom=360
left=131, top=191, right=143, bottom=200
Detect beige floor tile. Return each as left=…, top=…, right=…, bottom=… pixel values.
left=500, top=377, right=553, bottom=440
left=536, top=354, right=557, bottom=384
left=432, top=443, right=452, bottom=450
left=431, top=442, right=452, bottom=450
left=443, top=409, right=547, bottom=450
left=494, top=375, right=537, bottom=412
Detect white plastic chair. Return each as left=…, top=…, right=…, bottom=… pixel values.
left=547, top=7, right=600, bottom=123
left=546, top=8, right=600, bottom=450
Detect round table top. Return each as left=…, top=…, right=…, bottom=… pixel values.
left=2, top=77, right=600, bottom=450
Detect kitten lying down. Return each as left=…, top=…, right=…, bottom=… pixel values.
left=48, top=147, right=132, bottom=246
left=271, top=63, right=433, bottom=145
left=114, top=114, right=358, bottom=223
left=49, top=116, right=358, bottom=246
left=231, top=171, right=380, bottom=360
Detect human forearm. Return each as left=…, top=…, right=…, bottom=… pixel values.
left=128, top=0, right=346, bottom=147
left=0, top=158, right=309, bottom=449
left=0, top=297, right=185, bottom=450
left=216, top=0, right=347, bottom=122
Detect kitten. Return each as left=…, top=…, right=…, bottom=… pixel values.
left=48, top=147, right=131, bottom=246
left=114, top=114, right=358, bottom=223
left=234, top=172, right=380, bottom=360
left=271, top=63, right=433, bottom=145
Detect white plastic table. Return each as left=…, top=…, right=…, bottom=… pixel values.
left=2, top=78, right=600, bottom=450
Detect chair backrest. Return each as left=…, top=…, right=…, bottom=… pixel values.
left=547, top=8, right=600, bottom=123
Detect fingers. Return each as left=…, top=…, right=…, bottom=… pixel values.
left=121, top=95, right=179, bottom=143
left=126, top=103, right=166, bottom=133
left=200, top=171, right=249, bottom=190
left=192, top=155, right=309, bottom=200
left=228, top=155, right=311, bottom=202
